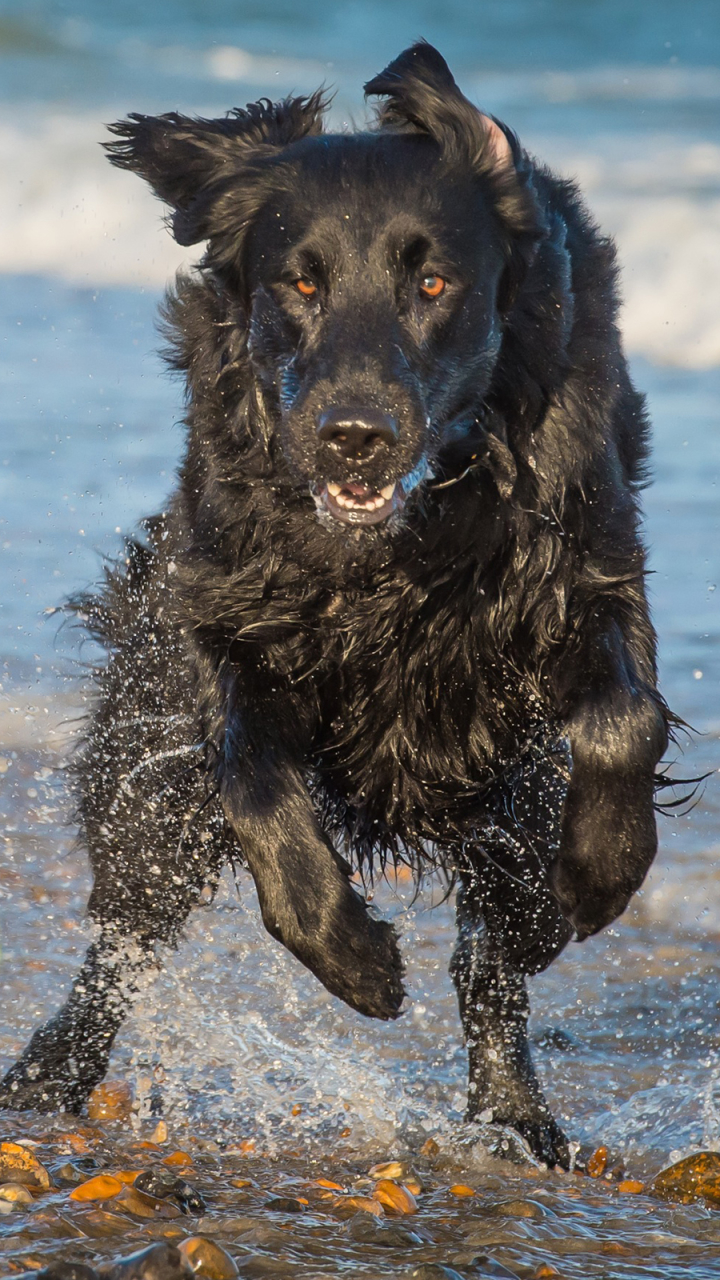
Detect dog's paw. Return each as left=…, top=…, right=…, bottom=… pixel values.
left=549, top=853, right=635, bottom=941
left=468, top=1099, right=571, bottom=1170
left=333, top=907, right=405, bottom=1020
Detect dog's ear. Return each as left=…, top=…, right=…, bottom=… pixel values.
left=105, top=93, right=328, bottom=246
left=365, top=42, right=513, bottom=173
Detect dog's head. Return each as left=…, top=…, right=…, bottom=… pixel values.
left=108, top=43, right=545, bottom=531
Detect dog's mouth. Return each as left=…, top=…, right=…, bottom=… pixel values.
left=316, top=480, right=403, bottom=525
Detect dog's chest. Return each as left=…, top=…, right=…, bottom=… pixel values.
left=310, top=583, right=535, bottom=838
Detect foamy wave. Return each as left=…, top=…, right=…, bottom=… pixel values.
left=1, top=108, right=719, bottom=367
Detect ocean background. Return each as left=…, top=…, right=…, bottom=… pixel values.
left=0, top=8, right=720, bottom=1272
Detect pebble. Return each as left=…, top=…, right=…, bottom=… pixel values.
left=177, top=1237, right=239, bottom=1279
left=489, top=1199, right=547, bottom=1220
left=13, top=1266, right=100, bottom=1280
left=373, top=1179, right=417, bottom=1215
left=369, top=1160, right=405, bottom=1180
left=69, top=1175, right=123, bottom=1203
left=449, top=1185, right=475, bottom=1197
left=532, top=1267, right=560, bottom=1278
left=264, top=1196, right=305, bottom=1212
left=0, top=1140, right=51, bottom=1189
left=339, top=1195, right=384, bottom=1217
left=87, top=1081, right=133, bottom=1122
left=467, top=1257, right=521, bottom=1278
left=99, top=1242, right=194, bottom=1280
left=163, top=1152, right=194, bottom=1170
left=135, top=1166, right=206, bottom=1214
left=587, top=1145, right=609, bottom=1178
left=412, top=1267, right=465, bottom=1279
left=54, top=1161, right=99, bottom=1187
left=652, top=1152, right=720, bottom=1206
left=114, top=1185, right=183, bottom=1219
left=0, top=1181, right=35, bottom=1204
left=420, top=1139, right=440, bottom=1158
left=348, top=1214, right=422, bottom=1247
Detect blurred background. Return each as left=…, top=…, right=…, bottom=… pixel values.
left=0, top=0, right=719, bottom=1190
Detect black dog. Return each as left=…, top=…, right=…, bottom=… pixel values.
left=0, top=43, right=672, bottom=1167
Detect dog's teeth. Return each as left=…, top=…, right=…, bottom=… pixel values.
left=327, top=483, right=341, bottom=496
left=380, top=484, right=395, bottom=500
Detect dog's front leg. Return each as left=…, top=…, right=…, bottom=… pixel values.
left=551, top=615, right=669, bottom=939
left=221, top=734, right=404, bottom=1021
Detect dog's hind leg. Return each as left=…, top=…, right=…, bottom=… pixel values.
left=450, top=744, right=574, bottom=1167
left=0, top=931, right=162, bottom=1113
left=450, top=875, right=570, bottom=1168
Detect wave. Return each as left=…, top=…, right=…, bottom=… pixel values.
left=1, top=106, right=718, bottom=368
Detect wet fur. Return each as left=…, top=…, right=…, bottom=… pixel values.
left=0, top=44, right=672, bottom=1166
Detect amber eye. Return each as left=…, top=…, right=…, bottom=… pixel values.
left=295, top=278, right=318, bottom=298
left=419, top=274, right=446, bottom=299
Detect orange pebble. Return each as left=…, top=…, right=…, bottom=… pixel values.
left=587, top=1145, right=608, bottom=1178
left=162, top=1150, right=193, bottom=1169
left=231, top=1178, right=252, bottom=1188
left=291, top=1104, right=302, bottom=1116
left=420, top=1138, right=440, bottom=1158
left=340, top=1127, right=351, bottom=1138
left=69, top=1174, right=123, bottom=1202
left=237, top=1140, right=255, bottom=1154
left=87, top=1081, right=133, bottom=1122
left=449, top=1183, right=475, bottom=1197
left=372, top=1179, right=417, bottom=1215
left=315, top=1178, right=345, bottom=1191
left=618, top=1179, right=645, bottom=1194
left=64, top=1133, right=92, bottom=1156
left=533, top=1267, right=560, bottom=1278
left=341, top=1195, right=384, bottom=1216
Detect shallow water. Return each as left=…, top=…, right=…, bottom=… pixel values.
left=1, top=2, right=720, bottom=1276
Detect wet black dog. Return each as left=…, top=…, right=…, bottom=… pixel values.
left=0, top=43, right=672, bottom=1166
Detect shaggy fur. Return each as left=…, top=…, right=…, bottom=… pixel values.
left=0, top=43, right=672, bottom=1167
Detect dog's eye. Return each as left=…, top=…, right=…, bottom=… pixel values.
left=294, top=278, right=318, bottom=299
left=419, top=274, right=446, bottom=299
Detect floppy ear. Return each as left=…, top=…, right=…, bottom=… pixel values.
left=105, top=93, right=328, bottom=246
left=365, top=41, right=512, bottom=171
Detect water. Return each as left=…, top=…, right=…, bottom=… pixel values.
left=1, top=2, right=720, bottom=1276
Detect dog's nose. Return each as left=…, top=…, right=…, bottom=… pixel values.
left=316, top=407, right=399, bottom=461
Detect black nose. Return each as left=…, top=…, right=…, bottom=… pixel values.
left=316, top=407, right=399, bottom=461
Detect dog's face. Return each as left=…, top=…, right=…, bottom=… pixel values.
left=244, top=135, right=507, bottom=527
left=107, top=43, right=542, bottom=532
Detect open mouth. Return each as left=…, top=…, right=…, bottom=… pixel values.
left=318, top=481, right=403, bottom=525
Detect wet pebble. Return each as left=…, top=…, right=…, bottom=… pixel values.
left=13, top=1265, right=100, bottom=1280
left=87, top=1082, right=133, bottom=1122
left=264, top=1196, right=305, bottom=1212
left=135, top=1166, right=206, bottom=1215
left=411, top=1266, right=465, bottom=1279
left=651, top=1152, right=720, bottom=1206
left=467, top=1258, right=521, bottom=1278
left=369, top=1160, right=405, bottom=1180
left=372, top=1178, right=417, bottom=1215
left=489, top=1199, right=547, bottom=1220
left=54, top=1160, right=99, bottom=1187
left=99, top=1242, right=194, bottom=1280
left=70, top=1174, right=126, bottom=1203
left=0, top=1181, right=34, bottom=1205
left=177, top=1237, right=239, bottom=1279
left=114, top=1185, right=183, bottom=1219
left=348, top=1213, right=423, bottom=1247
left=0, top=1140, right=51, bottom=1189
